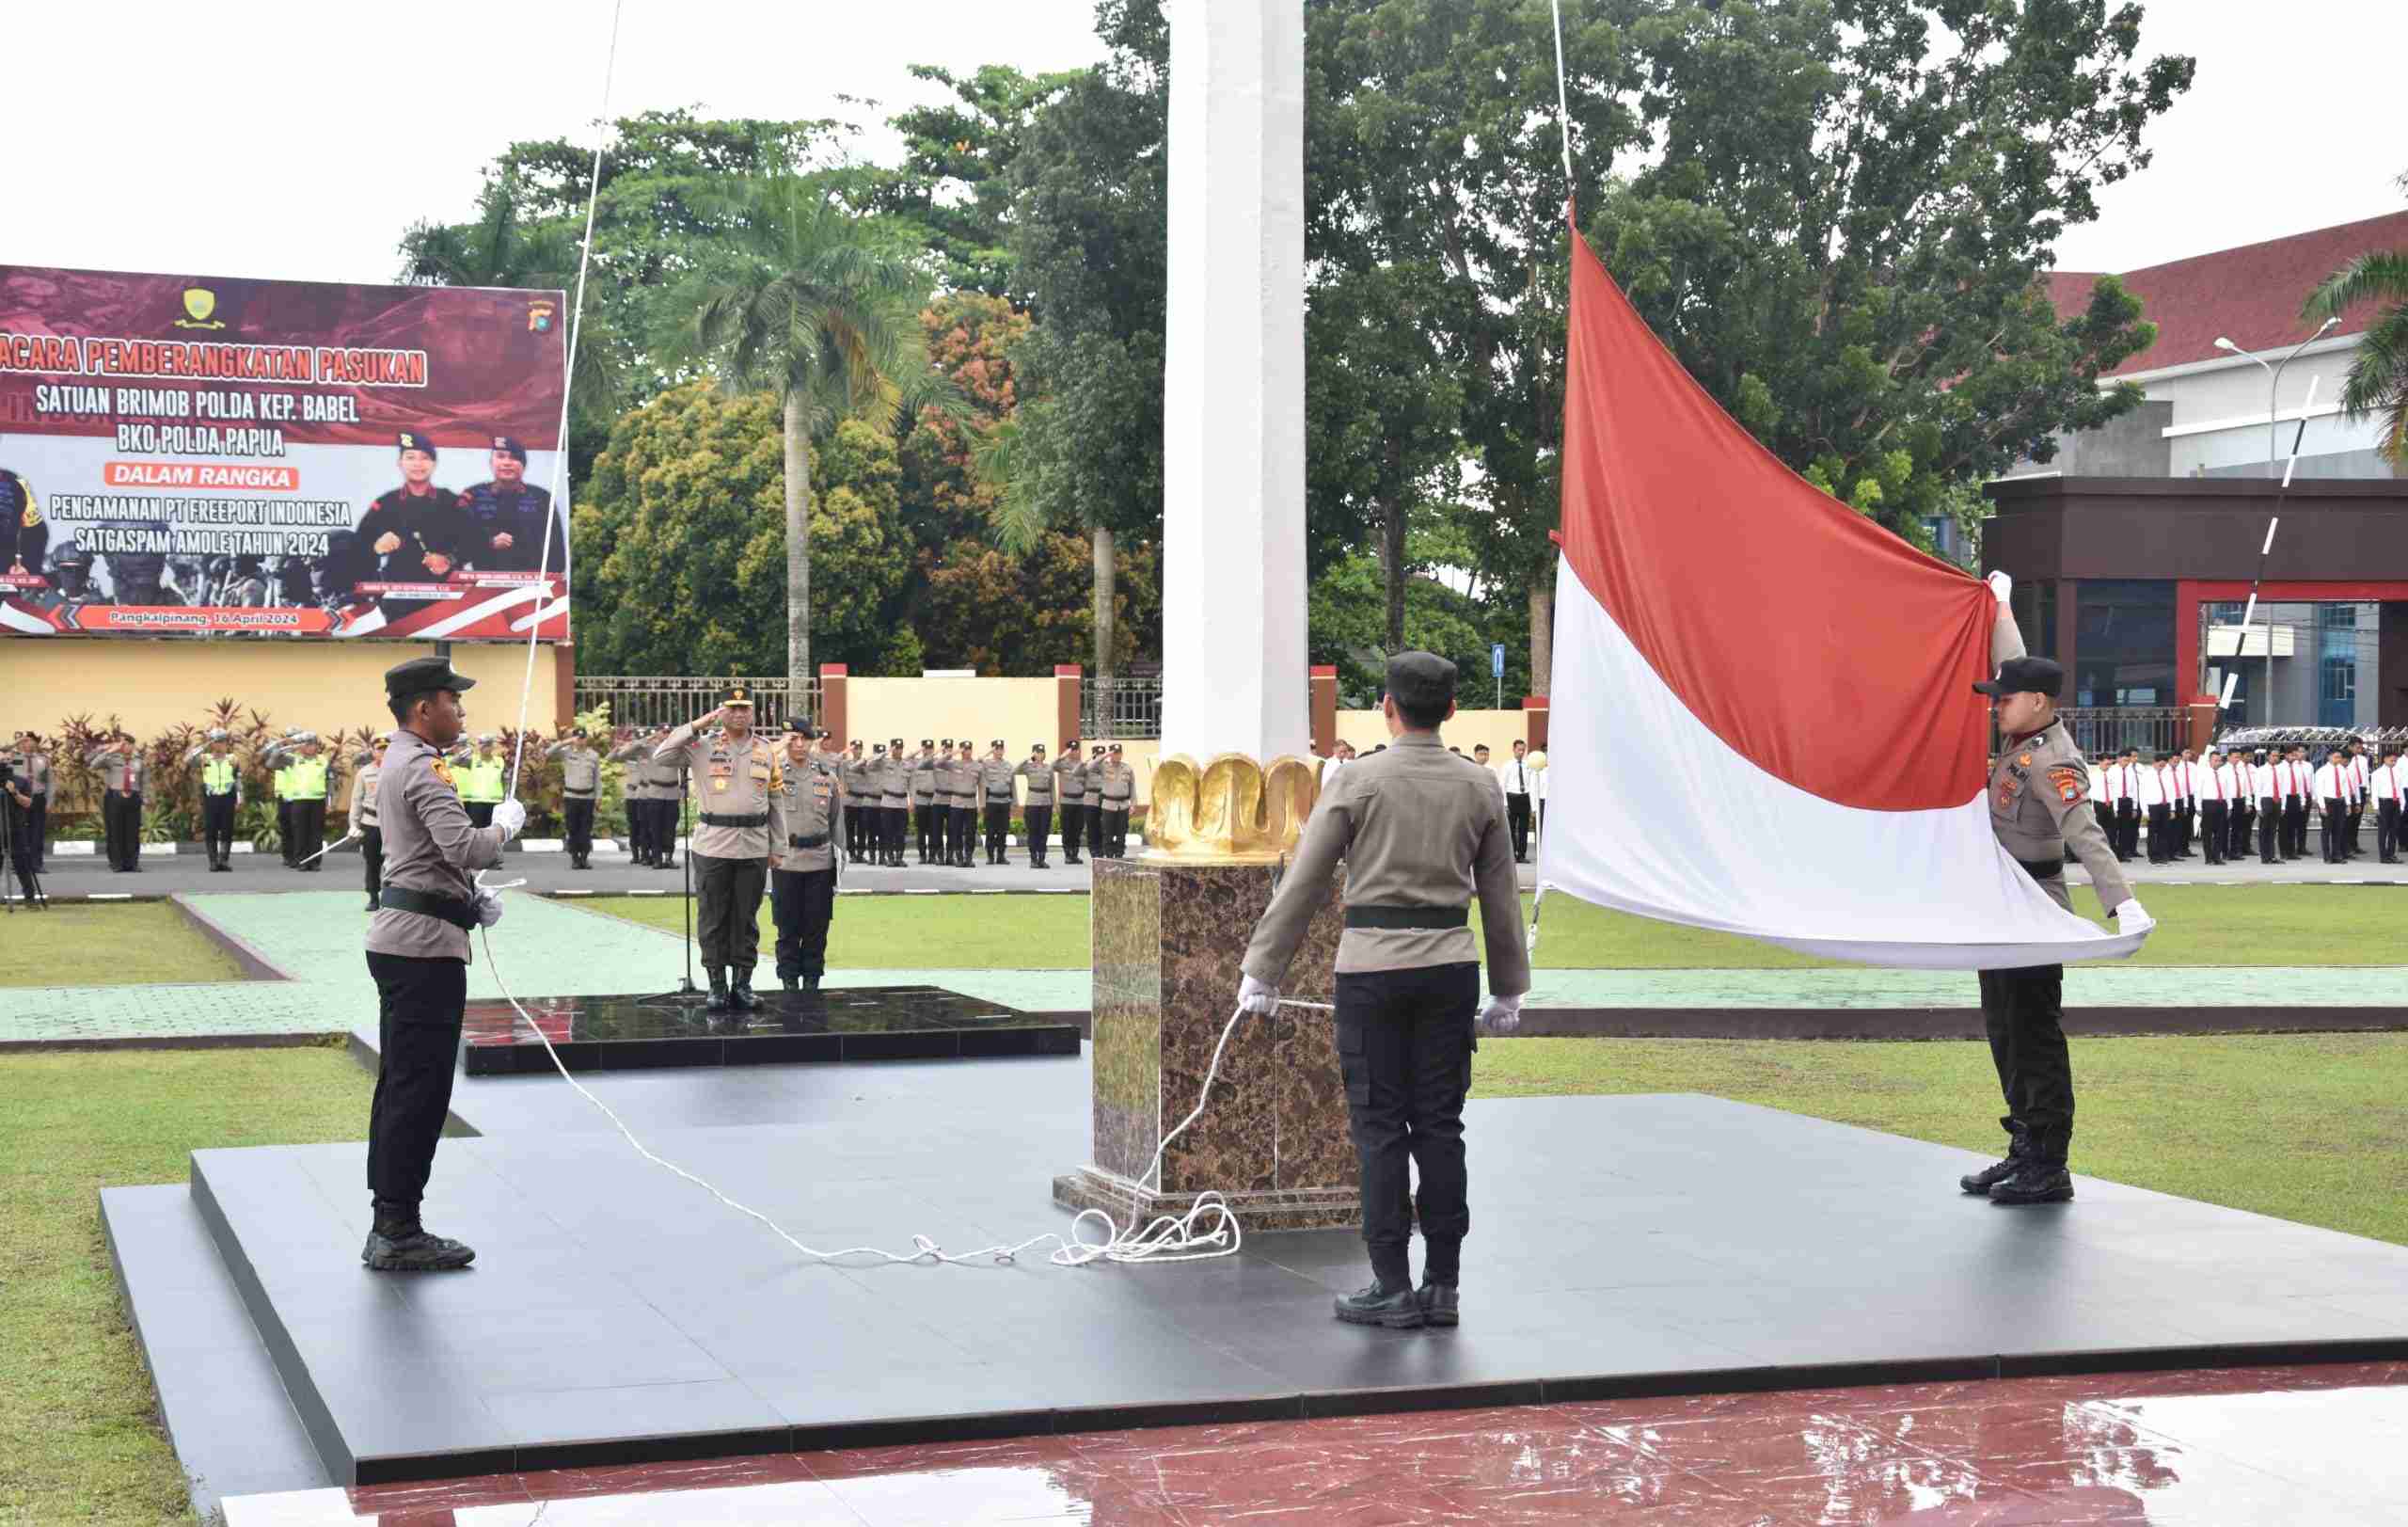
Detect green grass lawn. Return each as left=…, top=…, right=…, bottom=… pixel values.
left=581, top=883, right=2403, bottom=971
left=0, top=1045, right=372, bottom=1524
left=1474, top=1032, right=2408, bottom=1247
left=584, top=892, right=1091, bottom=969
left=0, top=904, right=246, bottom=988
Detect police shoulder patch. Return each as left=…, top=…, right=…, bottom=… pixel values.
left=430, top=757, right=455, bottom=788
left=2046, top=765, right=2084, bottom=803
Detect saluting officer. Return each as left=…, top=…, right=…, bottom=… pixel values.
left=1082, top=744, right=1111, bottom=861
left=770, top=721, right=842, bottom=994
left=1016, top=743, right=1054, bottom=869
left=1054, top=739, right=1087, bottom=867
left=839, top=740, right=870, bottom=863
left=182, top=728, right=243, bottom=872
left=655, top=689, right=784, bottom=1011
left=287, top=733, right=334, bottom=869
left=1095, top=743, right=1135, bottom=858
left=547, top=728, right=602, bottom=869
left=452, top=734, right=507, bottom=828
left=953, top=741, right=982, bottom=866
left=912, top=740, right=943, bottom=863
left=8, top=732, right=49, bottom=872
left=608, top=728, right=656, bottom=865
left=642, top=736, right=688, bottom=868
left=978, top=740, right=1017, bottom=865
left=365, top=656, right=524, bottom=1271
left=879, top=739, right=911, bottom=866
left=87, top=730, right=146, bottom=872
left=352, top=735, right=389, bottom=912
left=1959, top=573, right=2150, bottom=1208
left=1239, top=653, right=1529, bottom=1330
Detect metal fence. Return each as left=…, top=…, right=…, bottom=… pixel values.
left=2052, top=707, right=2189, bottom=758
left=572, top=676, right=821, bottom=733
left=1082, top=676, right=1164, bottom=740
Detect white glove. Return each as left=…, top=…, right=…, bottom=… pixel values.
left=1479, top=994, right=1524, bottom=1034
left=475, top=888, right=505, bottom=929
left=491, top=797, right=527, bottom=840
left=1986, top=570, right=2012, bottom=606
left=1237, top=974, right=1280, bottom=1016
left=2113, top=898, right=2154, bottom=938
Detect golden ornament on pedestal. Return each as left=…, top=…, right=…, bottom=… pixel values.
left=1143, top=752, right=1322, bottom=862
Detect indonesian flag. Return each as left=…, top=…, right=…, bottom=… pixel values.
left=1539, top=229, right=2143, bottom=969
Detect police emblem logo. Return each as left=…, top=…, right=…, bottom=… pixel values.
left=174, top=288, right=227, bottom=330
left=528, top=300, right=557, bottom=333
left=430, top=757, right=456, bottom=788
left=2046, top=765, right=2084, bottom=804
left=494, top=437, right=509, bottom=452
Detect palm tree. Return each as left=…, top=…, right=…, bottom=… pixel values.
left=972, top=407, right=1118, bottom=682
left=2303, top=215, right=2408, bottom=466
left=682, top=179, right=956, bottom=687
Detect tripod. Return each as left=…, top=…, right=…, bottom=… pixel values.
left=639, top=769, right=704, bottom=1008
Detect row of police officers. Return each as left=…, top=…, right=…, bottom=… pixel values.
left=834, top=738, right=1135, bottom=867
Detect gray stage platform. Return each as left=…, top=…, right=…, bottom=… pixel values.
left=160, top=1061, right=2408, bottom=1486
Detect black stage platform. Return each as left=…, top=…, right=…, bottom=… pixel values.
left=171, top=1070, right=2408, bottom=1486
left=458, top=986, right=1081, bottom=1074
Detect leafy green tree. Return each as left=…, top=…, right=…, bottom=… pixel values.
left=576, top=383, right=911, bottom=676
left=2304, top=183, right=2408, bottom=465
left=863, top=65, right=1083, bottom=298
left=678, top=179, right=955, bottom=687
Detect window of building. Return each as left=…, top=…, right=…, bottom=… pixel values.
left=2070, top=579, right=2174, bottom=708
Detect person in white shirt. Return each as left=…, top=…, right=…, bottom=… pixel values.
left=2343, top=741, right=2371, bottom=861
left=2278, top=745, right=2314, bottom=860
left=2105, top=750, right=2140, bottom=863
left=2312, top=751, right=2350, bottom=865
left=2374, top=745, right=2404, bottom=865
left=1471, top=744, right=1509, bottom=816
left=2247, top=748, right=2281, bottom=865
left=1322, top=739, right=1354, bottom=794
left=1497, top=740, right=1537, bottom=864
left=2196, top=749, right=2229, bottom=867
left=2135, top=753, right=2171, bottom=865
left=2173, top=750, right=2198, bottom=858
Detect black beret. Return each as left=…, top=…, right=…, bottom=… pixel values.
left=1385, top=650, right=1458, bottom=713
left=385, top=654, right=476, bottom=702
left=397, top=431, right=436, bottom=456
left=489, top=435, right=528, bottom=462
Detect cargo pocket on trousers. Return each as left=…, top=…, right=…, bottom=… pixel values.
left=1338, top=1012, right=1369, bottom=1108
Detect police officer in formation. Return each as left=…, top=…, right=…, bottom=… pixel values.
left=267, top=732, right=334, bottom=869
left=1093, top=743, right=1135, bottom=858
left=86, top=731, right=146, bottom=872
left=1015, top=742, right=1054, bottom=868
left=939, top=740, right=973, bottom=866
left=979, top=740, right=1017, bottom=865
left=1962, top=573, right=2150, bottom=1209
left=546, top=728, right=602, bottom=869
left=450, top=734, right=507, bottom=828
left=351, top=736, right=388, bottom=912
left=182, top=729, right=243, bottom=872
left=655, top=688, right=784, bottom=1012
left=1053, top=738, right=1088, bottom=866
left=1240, top=653, right=1529, bottom=1329
left=878, top=740, right=911, bottom=866
left=607, top=728, right=660, bottom=866
left=839, top=740, right=872, bottom=863
left=6, top=732, right=48, bottom=872
left=911, top=740, right=943, bottom=862
left=363, top=656, right=524, bottom=1272
left=769, top=721, right=842, bottom=994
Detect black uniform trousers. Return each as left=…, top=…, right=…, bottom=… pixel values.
left=103, top=790, right=142, bottom=870
left=2, top=794, right=37, bottom=900
left=364, top=951, right=466, bottom=1208
left=2199, top=799, right=2226, bottom=865
left=2146, top=803, right=2169, bottom=864
left=2112, top=802, right=2137, bottom=860
left=654, top=798, right=681, bottom=863
left=201, top=791, right=237, bottom=867
left=1058, top=802, right=1085, bottom=862
left=1505, top=792, right=1532, bottom=861
left=2379, top=799, right=2401, bottom=863
left=1100, top=804, right=1130, bottom=858
left=915, top=803, right=938, bottom=860
left=361, top=826, right=384, bottom=897
left=2282, top=798, right=2309, bottom=859
left=770, top=865, right=836, bottom=980
left=292, top=797, right=326, bottom=867
left=947, top=803, right=973, bottom=862
left=983, top=800, right=1010, bottom=861
left=692, top=851, right=767, bottom=972
left=1337, top=962, right=1478, bottom=1288
left=1979, top=962, right=2073, bottom=1159
left=1024, top=803, right=1052, bottom=865
left=2258, top=797, right=2281, bottom=862
left=2321, top=799, right=2347, bottom=863
left=885, top=804, right=910, bottom=861
left=278, top=799, right=296, bottom=865
left=24, top=795, right=43, bottom=871
left=2346, top=802, right=2364, bottom=857
left=562, top=797, right=594, bottom=867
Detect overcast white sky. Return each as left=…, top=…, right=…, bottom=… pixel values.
left=8, top=2, right=2402, bottom=285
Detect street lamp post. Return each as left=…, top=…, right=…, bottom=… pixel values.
left=2214, top=317, right=2341, bottom=478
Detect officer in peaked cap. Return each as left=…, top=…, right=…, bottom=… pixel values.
left=1240, top=650, right=1529, bottom=1330
left=364, top=653, right=523, bottom=1270
left=878, top=738, right=911, bottom=866
left=769, top=712, right=842, bottom=994
left=654, top=686, right=784, bottom=1011
left=457, top=435, right=562, bottom=576
left=1960, top=581, right=2149, bottom=1208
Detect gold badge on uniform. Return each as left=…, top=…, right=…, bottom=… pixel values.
left=431, top=758, right=456, bottom=789
left=2018, top=754, right=2033, bottom=768
left=2046, top=765, right=2084, bottom=804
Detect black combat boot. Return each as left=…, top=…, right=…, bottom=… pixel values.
left=705, top=967, right=730, bottom=1011
left=1989, top=1133, right=2074, bottom=1205
left=1959, top=1117, right=2029, bottom=1195
left=1335, top=1279, right=1425, bottom=1329
left=1417, top=1280, right=1461, bottom=1328
left=730, top=969, right=762, bottom=1011
left=362, top=1199, right=475, bottom=1271
left=803, top=975, right=820, bottom=993
left=782, top=975, right=800, bottom=994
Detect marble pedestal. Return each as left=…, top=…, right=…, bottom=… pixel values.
left=1054, top=857, right=1358, bottom=1232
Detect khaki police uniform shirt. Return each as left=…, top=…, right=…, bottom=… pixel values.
left=16, top=750, right=48, bottom=797
left=87, top=743, right=144, bottom=794
left=978, top=756, right=1017, bottom=803
left=1054, top=756, right=1086, bottom=803
left=654, top=723, right=784, bottom=859
left=1016, top=758, right=1054, bottom=804
left=366, top=729, right=506, bottom=963
left=910, top=752, right=939, bottom=806
left=1988, top=621, right=2130, bottom=915
left=840, top=753, right=869, bottom=805
left=608, top=738, right=653, bottom=801
left=877, top=755, right=909, bottom=810
left=1097, top=759, right=1135, bottom=807
left=548, top=743, right=601, bottom=799
left=931, top=754, right=964, bottom=806
left=1244, top=731, right=1530, bottom=994
left=774, top=755, right=841, bottom=872
left=351, top=758, right=382, bottom=829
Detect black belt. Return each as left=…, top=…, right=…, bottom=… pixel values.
left=378, top=886, right=479, bottom=930
left=1344, top=904, right=1469, bottom=931
left=1101, top=798, right=1131, bottom=807
left=699, top=811, right=768, bottom=827
left=2016, top=857, right=2062, bottom=882
left=787, top=832, right=829, bottom=849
